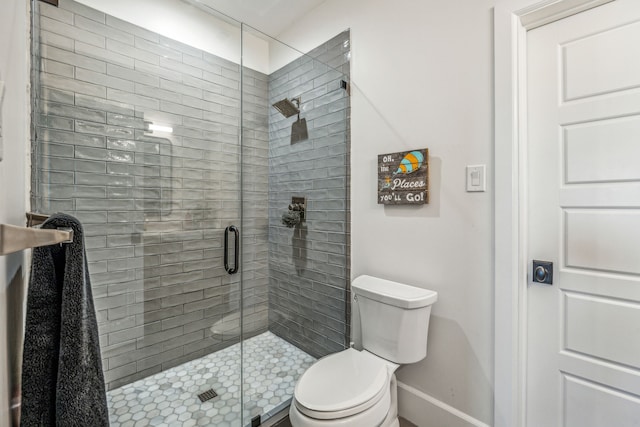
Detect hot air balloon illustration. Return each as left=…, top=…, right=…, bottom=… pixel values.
left=393, top=150, right=424, bottom=176
left=381, top=176, right=392, bottom=189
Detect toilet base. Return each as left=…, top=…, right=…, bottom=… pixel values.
left=379, top=413, right=399, bottom=427
left=379, top=373, right=399, bottom=427
left=290, top=374, right=399, bottom=427
left=290, top=403, right=398, bottom=427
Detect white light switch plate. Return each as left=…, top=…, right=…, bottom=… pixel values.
left=466, top=164, right=486, bottom=192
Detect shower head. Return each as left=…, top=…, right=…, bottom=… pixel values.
left=272, top=97, right=300, bottom=118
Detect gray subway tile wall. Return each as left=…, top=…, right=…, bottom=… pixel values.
left=267, top=31, right=351, bottom=358
left=34, top=0, right=268, bottom=390
left=33, top=0, right=350, bottom=390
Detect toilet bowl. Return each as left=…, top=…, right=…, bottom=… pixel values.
left=290, top=348, right=399, bottom=427
left=289, top=275, right=437, bottom=427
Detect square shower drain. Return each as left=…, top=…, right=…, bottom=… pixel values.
left=197, top=389, right=218, bottom=402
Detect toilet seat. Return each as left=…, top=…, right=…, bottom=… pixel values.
left=294, top=348, right=396, bottom=420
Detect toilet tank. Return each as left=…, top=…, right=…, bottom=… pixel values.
left=352, top=275, right=437, bottom=364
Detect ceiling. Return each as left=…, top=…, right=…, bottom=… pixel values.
left=196, top=0, right=328, bottom=37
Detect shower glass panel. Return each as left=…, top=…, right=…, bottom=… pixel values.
left=30, top=0, right=350, bottom=425
left=31, top=0, right=244, bottom=423
left=241, top=25, right=351, bottom=423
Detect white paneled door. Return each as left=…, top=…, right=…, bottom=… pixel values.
left=526, top=1, right=640, bottom=425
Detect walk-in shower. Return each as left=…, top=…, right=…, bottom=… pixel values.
left=30, top=0, right=350, bottom=424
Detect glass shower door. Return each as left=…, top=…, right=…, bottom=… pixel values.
left=31, top=0, right=245, bottom=425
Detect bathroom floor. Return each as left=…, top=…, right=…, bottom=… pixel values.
left=107, top=332, right=315, bottom=427
left=399, top=417, right=418, bottom=427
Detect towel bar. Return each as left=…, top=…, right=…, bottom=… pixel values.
left=26, top=212, right=50, bottom=227
left=0, top=213, right=73, bottom=255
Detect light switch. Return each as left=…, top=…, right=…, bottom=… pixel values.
left=471, top=170, right=480, bottom=186
left=466, top=164, right=486, bottom=192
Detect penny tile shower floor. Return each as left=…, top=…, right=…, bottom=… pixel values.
left=107, top=332, right=315, bottom=427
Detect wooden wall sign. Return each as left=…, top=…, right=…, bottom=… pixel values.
left=378, top=149, right=429, bottom=205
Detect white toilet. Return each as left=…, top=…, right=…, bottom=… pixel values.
left=289, top=275, right=438, bottom=427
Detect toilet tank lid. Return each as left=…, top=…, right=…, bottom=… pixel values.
left=352, top=275, right=438, bottom=309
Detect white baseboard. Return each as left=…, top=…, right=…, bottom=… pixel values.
left=397, top=381, right=491, bottom=427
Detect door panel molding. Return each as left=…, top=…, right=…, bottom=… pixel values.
left=493, top=1, right=615, bottom=426
left=520, top=0, right=614, bottom=29
left=561, top=373, right=640, bottom=427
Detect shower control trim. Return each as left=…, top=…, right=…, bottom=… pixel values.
left=290, top=197, right=306, bottom=221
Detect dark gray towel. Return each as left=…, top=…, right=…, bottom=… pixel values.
left=21, top=213, right=108, bottom=426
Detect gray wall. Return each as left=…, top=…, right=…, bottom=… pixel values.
left=267, top=31, right=351, bottom=358
left=276, top=1, right=495, bottom=424
left=34, top=0, right=269, bottom=390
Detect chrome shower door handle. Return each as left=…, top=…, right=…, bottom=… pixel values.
left=224, top=225, right=239, bottom=274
